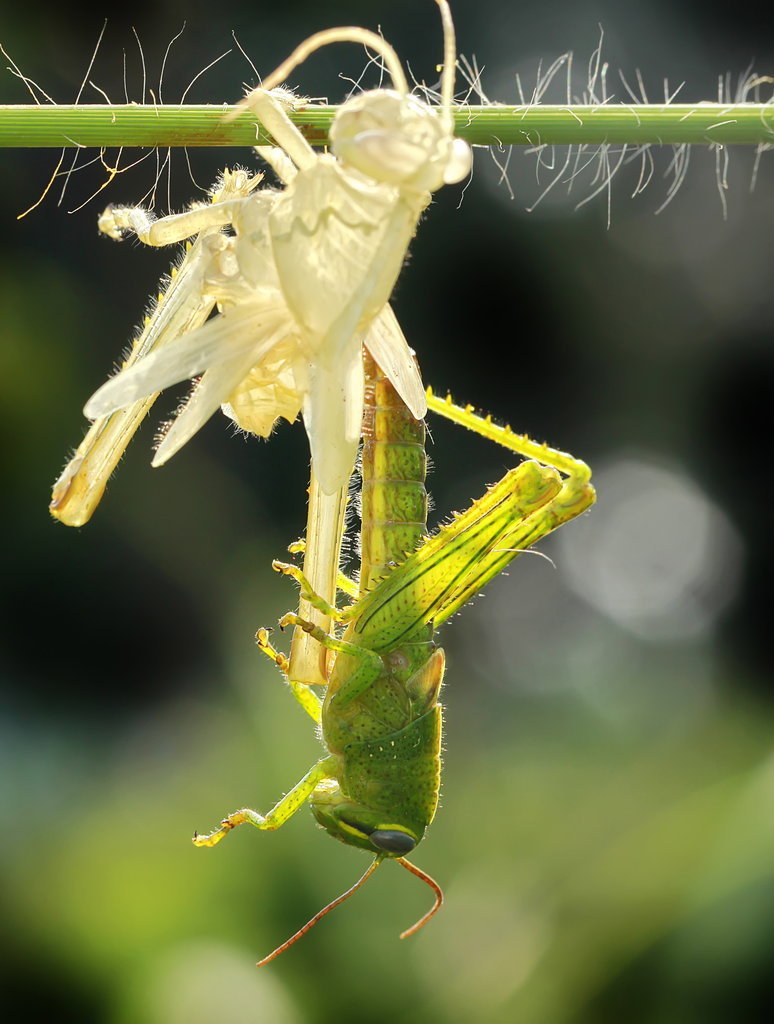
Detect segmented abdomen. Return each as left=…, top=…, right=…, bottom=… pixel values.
left=359, top=351, right=428, bottom=596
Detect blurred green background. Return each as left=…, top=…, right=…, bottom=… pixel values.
left=2, top=0, right=774, bottom=1020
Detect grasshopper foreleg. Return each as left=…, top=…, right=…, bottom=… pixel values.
left=99, top=200, right=237, bottom=246
left=237, top=89, right=318, bottom=172
left=286, top=539, right=359, bottom=599
left=256, top=627, right=323, bottom=723
left=193, top=756, right=336, bottom=847
left=272, top=560, right=354, bottom=622
left=98, top=169, right=263, bottom=247
left=280, top=613, right=385, bottom=707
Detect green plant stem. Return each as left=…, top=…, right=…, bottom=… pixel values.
left=1, top=103, right=773, bottom=148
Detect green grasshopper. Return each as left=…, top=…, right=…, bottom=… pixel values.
left=194, top=352, right=595, bottom=963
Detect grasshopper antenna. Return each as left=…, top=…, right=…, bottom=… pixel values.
left=396, top=857, right=444, bottom=938
left=255, top=854, right=443, bottom=965
left=259, top=28, right=408, bottom=95
left=435, top=0, right=457, bottom=119
left=256, top=857, right=383, bottom=966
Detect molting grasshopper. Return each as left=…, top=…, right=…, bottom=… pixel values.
left=194, top=352, right=595, bottom=963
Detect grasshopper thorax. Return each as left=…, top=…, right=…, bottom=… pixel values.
left=330, top=90, right=471, bottom=192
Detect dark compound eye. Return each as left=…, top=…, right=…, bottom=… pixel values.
left=370, top=829, right=417, bottom=854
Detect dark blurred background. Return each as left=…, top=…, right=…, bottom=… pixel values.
left=2, top=1, right=774, bottom=1021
